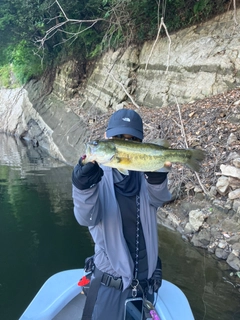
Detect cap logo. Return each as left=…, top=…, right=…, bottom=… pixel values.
left=122, top=117, right=131, bottom=122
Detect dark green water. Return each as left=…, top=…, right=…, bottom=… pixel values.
left=0, top=134, right=240, bottom=320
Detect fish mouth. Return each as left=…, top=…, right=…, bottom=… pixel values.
left=85, top=141, right=101, bottom=162
left=85, top=142, right=93, bottom=158
left=86, top=140, right=98, bottom=152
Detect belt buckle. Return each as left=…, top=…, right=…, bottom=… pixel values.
left=101, top=273, right=111, bottom=286
left=110, top=276, right=123, bottom=290
left=101, top=273, right=123, bottom=290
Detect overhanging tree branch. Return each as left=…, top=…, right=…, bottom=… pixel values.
left=36, top=17, right=105, bottom=48
left=35, top=0, right=109, bottom=49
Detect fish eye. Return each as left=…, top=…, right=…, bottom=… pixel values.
left=92, top=140, right=98, bottom=146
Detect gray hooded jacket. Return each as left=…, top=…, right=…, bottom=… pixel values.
left=72, top=166, right=171, bottom=290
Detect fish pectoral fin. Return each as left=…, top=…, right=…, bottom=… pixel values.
left=115, top=157, right=130, bottom=175
left=116, top=168, right=129, bottom=175
left=115, top=156, right=131, bottom=164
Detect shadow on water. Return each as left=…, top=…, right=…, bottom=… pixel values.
left=158, top=225, right=240, bottom=320
left=0, top=134, right=240, bottom=319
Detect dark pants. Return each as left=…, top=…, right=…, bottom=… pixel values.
left=91, top=272, right=154, bottom=320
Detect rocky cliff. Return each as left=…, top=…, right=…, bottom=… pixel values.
left=0, top=9, right=240, bottom=165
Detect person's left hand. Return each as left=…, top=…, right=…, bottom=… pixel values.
left=163, top=161, right=172, bottom=170
left=144, top=172, right=168, bottom=184
left=157, top=161, right=172, bottom=172
left=145, top=162, right=172, bottom=184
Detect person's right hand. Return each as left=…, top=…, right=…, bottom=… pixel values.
left=72, top=155, right=104, bottom=190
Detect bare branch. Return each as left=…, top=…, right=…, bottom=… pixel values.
left=175, top=97, right=189, bottom=148
left=108, top=73, right=140, bottom=109
left=55, top=0, right=68, bottom=20
left=36, top=18, right=105, bottom=47
left=52, top=21, right=99, bottom=48
left=36, top=0, right=135, bottom=53
left=233, top=0, right=238, bottom=25
left=175, top=97, right=208, bottom=194
left=145, top=17, right=171, bottom=73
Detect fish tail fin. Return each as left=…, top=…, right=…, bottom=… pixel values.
left=186, top=149, right=206, bottom=172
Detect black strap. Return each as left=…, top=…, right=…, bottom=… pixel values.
left=134, top=194, right=140, bottom=279
left=81, top=267, right=153, bottom=319
left=81, top=268, right=102, bottom=320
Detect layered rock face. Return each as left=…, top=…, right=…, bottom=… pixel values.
left=0, top=9, right=240, bottom=164
left=80, top=9, right=240, bottom=110
left=0, top=81, right=88, bottom=165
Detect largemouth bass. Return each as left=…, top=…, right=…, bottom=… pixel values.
left=83, top=139, right=206, bottom=174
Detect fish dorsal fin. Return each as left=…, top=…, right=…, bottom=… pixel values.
left=150, top=138, right=170, bottom=148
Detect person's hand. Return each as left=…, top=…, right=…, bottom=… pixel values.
left=156, top=161, right=172, bottom=173
left=163, top=161, right=172, bottom=170
left=145, top=161, right=172, bottom=184
left=72, top=155, right=103, bottom=190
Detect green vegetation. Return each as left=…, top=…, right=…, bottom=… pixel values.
left=12, top=40, right=47, bottom=84
left=0, top=65, right=11, bottom=87
left=0, top=0, right=231, bottom=86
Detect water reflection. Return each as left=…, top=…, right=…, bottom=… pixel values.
left=158, top=226, right=240, bottom=320
left=0, top=134, right=93, bottom=320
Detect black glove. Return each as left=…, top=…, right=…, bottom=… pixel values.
left=144, top=172, right=168, bottom=184
left=72, top=157, right=103, bottom=190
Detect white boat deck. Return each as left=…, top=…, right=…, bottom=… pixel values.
left=20, top=269, right=195, bottom=320
left=53, top=293, right=85, bottom=319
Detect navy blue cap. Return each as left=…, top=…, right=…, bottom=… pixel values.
left=106, top=109, right=143, bottom=140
